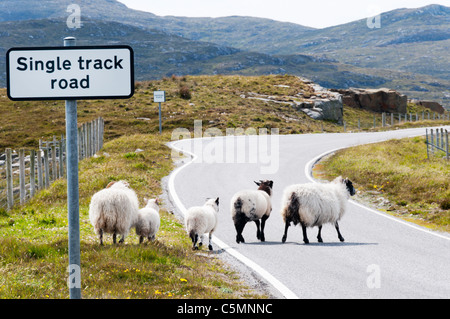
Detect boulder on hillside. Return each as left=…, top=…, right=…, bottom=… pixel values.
left=294, top=82, right=344, bottom=124
left=333, top=88, right=407, bottom=113
left=409, top=99, right=445, bottom=114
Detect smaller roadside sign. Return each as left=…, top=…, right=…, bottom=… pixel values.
left=154, top=90, right=166, bottom=103
left=7, top=45, right=134, bottom=101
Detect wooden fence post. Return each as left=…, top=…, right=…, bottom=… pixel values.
left=446, top=130, right=449, bottom=161
left=19, top=149, right=25, bottom=205
left=6, top=148, right=14, bottom=210
left=37, top=148, right=43, bottom=190
left=30, top=149, right=36, bottom=197
left=43, top=147, right=50, bottom=188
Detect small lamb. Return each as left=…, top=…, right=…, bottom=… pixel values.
left=185, top=197, right=219, bottom=251
left=280, top=177, right=355, bottom=244
left=135, top=198, right=161, bottom=244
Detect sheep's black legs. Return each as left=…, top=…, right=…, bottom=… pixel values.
left=208, top=233, right=213, bottom=251
left=317, top=226, right=323, bottom=243
left=260, top=215, right=268, bottom=242
left=139, top=235, right=144, bottom=244
left=113, top=233, right=117, bottom=244
left=255, top=220, right=261, bottom=240
left=335, top=222, right=345, bottom=242
left=99, top=230, right=103, bottom=245
left=233, top=214, right=247, bottom=244
left=119, top=235, right=125, bottom=244
left=192, top=233, right=199, bottom=250
left=301, top=223, right=309, bottom=244
left=282, top=221, right=290, bottom=243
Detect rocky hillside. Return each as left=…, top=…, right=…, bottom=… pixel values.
left=0, top=0, right=448, bottom=108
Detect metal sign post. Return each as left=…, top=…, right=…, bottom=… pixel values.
left=6, top=38, right=135, bottom=299
left=64, top=37, right=81, bottom=299
left=154, top=91, right=165, bottom=134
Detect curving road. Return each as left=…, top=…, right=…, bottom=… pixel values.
left=167, top=126, right=450, bottom=299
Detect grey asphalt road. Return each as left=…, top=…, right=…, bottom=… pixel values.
left=168, top=126, right=450, bottom=299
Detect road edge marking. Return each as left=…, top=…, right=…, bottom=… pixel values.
left=304, top=131, right=450, bottom=242
left=167, top=139, right=300, bottom=299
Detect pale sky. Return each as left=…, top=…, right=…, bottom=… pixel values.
left=117, top=0, right=449, bottom=28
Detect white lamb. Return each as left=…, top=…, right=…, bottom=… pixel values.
left=230, top=180, right=273, bottom=244
left=88, top=180, right=139, bottom=245
left=185, top=197, right=219, bottom=251
left=280, top=177, right=356, bottom=244
left=135, top=198, right=161, bottom=243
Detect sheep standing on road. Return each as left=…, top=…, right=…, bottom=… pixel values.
left=231, top=180, right=273, bottom=244
left=185, top=197, right=220, bottom=251
left=135, top=198, right=161, bottom=243
left=89, top=180, right=139, bottom=245
left=280, top=177, right=355, bottom=244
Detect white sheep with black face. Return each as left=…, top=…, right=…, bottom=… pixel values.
left=185, top=197, right=219, bottom=251
left=135, top=198, right=161, bottom=244
left=230, top=180, right=273, bottom=244
left=280, top=177, right=356, bottom=244
left=88, top=180, right=139, bottom=245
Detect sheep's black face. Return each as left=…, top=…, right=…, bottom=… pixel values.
left=345, top=178, right=356, bottom=196
left=255, top=180, right=273, bottom=196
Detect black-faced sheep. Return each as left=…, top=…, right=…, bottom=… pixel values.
left=88, top=180, right=139, bottom=245
left=135, top=198, right=161, bottom=243
left=280, top=177, right=355, bottom=244
left=230, top=180, right=273, bottom=244
left=185, top=197, right=219, bottom=250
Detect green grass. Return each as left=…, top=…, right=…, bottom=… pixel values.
left=1, top=74, right=449, bottom=298
left=316, top=136, right=450, bottom=232
left=0, top=133, right=262, bottom=299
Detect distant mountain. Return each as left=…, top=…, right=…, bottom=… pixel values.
left=0, top=18, right=389, bottom=87
left=0, top=0, right=449, bottom=108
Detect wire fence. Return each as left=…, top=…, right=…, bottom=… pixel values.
left=0, top=117, right=104, bottom=211
left=426, top=128, right=449, bottom=161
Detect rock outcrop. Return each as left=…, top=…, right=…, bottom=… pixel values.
left=409, top=99, right=445, bottom=114
left=333, top=88, right=407, bottom=113
left=241, top=77, right=344, bottom=124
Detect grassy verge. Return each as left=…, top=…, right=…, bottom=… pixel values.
left=1, top=74, right=449, bottom=298
left=0, top=133, right=263, bottom=299
left=315, top=136, right=450, bottom=232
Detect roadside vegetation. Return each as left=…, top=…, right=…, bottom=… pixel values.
left=0, top=74, right=449, bottom=298
left=315, top=136, right=450, bottom=232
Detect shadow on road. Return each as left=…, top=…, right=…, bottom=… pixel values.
left=243, top=241, right=378, bottom=247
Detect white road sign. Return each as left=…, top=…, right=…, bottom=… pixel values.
left=7, top=45, right=134, bottom=100
left=154, top=90, right=166, bottom=103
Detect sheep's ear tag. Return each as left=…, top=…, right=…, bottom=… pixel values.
left=106, top=181, right=115, bottom=188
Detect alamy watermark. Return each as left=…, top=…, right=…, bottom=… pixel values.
left=67, top=264, right=81, bottom=289
left=67, top=4, right=82, bottom=29
left=366, top=5, right=381, bottom=29
left=171, top=120, right=280, bottom=175
left=366, top=264, right=381, bottom=289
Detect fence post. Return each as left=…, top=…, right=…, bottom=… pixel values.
left=19, top=149, right=26, bottom=205
left=59, top=135, right=65, bottom=178
left=52, top=136, right=57, bottom=180
left=37, top=148, right=43, bottom=190
left=446, top=130, right=449, bottom=161
left=30, top=149, right=36, bottom=198
left=43, top=147, right=50, bottom=188
left=382, top=112, right=386, bottom=127
left=6, top=148, right=14, bottom=210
